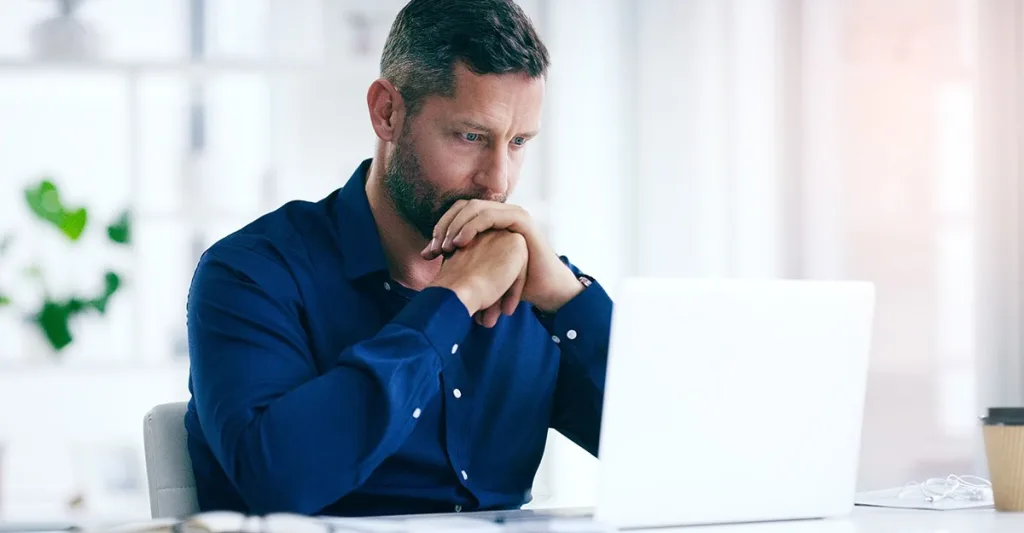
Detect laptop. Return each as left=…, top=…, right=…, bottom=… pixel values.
left=594, top=278, right=875, bottom=530
left=324, top=278, right=873, bottom=531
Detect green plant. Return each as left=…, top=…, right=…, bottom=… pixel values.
left=1, top=179, right=132, bottom=354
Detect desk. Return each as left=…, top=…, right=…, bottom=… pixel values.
left=340, top=506, right=1024, bottom=533
left=4, top=506, right=1022, bottom=532
left=626, top=507, right=1023, bottom=532
left=315, top=506, right=1024, bottom=533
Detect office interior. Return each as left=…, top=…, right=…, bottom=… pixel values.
left=0, top=0, right=1020, bottom=524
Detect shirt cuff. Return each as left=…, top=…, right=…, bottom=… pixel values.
left=392, top=286, right=474, bottom=362
left=535, top=278, right=613, bottom=359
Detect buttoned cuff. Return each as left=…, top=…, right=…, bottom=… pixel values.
left=536, top=278, right=613, bottom=359
left=393, top=287, right=474, bottom=362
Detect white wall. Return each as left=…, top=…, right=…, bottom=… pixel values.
left=633, top=0, right=785, bottom=279
left=529, top=0, right=633, bottom=508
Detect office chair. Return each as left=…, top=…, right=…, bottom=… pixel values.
left=143, top=401, right=200, bottom=518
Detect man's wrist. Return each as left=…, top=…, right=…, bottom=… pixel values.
left=534, top=271, right=586, bottom=315
left=430, top=277, right=480, bottom=315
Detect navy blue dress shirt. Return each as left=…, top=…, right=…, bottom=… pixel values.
left=184, top=159, right=613, bottom=517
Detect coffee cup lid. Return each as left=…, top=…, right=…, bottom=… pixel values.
left=983, top=407, right=1024, bottom=425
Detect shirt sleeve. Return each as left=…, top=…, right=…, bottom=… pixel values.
left=535, top=258, right=614, bottom=457
left=187, top=243, right=472, bottom=515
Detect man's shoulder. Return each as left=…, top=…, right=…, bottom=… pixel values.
left=197, top=193, right=340, bottom=282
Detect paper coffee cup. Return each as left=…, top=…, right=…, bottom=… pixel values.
left=983, top=407, right=1024, bottom=511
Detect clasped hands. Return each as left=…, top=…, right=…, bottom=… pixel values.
left=423, top=200, right=584, bottom=327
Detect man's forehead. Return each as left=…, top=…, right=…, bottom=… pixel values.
left=449, top=63, right=545, bottom=99
left=425, top=66, right=544, bottom=128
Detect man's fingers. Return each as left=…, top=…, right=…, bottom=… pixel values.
left=424, top=199, right=471, bottom=257
left=437, top=199, right=475, bottom=247
left=452, top=210, right=519, bottom=248
left=482, top=304, right=502, bottom=328
left=474, top=304, right=502, bottom=327
left=449, top=213, right=495, bottom=250
left=424, top=201, right=530, bottom=259
left=441, top=201, right=490, bottom=252
left=501, top=266, right=527, bottom=316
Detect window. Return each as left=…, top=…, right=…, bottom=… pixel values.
left=831, top=0, right=981, bottom=488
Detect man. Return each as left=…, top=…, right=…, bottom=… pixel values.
left=184, top=0, right=613, bottom=517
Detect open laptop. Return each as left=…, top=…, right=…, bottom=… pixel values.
left=593, top=278, right=875, bottom=530
left=325, top=278, right=873, bottom=531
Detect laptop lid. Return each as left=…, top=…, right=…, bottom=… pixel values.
left=595, top=278, right=875, bottom=529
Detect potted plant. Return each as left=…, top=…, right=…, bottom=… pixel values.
left=0, top=179, right=131, bottom=356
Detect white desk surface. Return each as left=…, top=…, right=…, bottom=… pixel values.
left=5, top=505, right=1022, bottom=532
left=636, top=506, right=1022, bottom=532
left=318, top=506, right=1024, bottom=533
left=351, top=506, right=1024, bottom=533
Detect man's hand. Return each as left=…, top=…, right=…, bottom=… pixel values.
left=429, top=230, right=528, bottom=328
left=422, top=200, right=583, bottom=314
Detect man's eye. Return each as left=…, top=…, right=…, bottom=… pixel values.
left=512, top=137, right=527, bottom=146
left=463, top=132, right=482, bottom=142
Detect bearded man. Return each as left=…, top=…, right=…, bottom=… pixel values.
left=184, top=0, right=613, bottom=517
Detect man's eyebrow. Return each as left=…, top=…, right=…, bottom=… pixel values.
left=453, top=119, right=540, bottom=138
left=454, top=119, right=494, bottom=132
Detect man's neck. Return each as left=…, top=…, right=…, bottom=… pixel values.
left=364, top=159, right=442, bottom=291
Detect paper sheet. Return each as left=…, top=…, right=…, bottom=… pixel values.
left=854, top=487, right=994, bottom=511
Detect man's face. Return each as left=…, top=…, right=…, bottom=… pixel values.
left=384, top=62, right=545, bottom=239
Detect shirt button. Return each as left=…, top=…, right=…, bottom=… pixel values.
left=552, top=335, right=561, bottom=344
left=567, top=329, right=578, bottom=340
left=454, top=505, right=462, bottom=512
left=451, top=344, right=459, bottom=355
left=453, top=388, right=462, bottom=399
left=412, top=408, right=422, bottom=419
left=461, top=470, right=468, bottom=480
left=383, top=281, right=391, bottom=291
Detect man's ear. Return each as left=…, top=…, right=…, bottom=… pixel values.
left=367, top=79, right=405, bottom=143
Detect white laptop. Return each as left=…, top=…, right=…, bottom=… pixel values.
left=594, top=278, right=875, bottom=530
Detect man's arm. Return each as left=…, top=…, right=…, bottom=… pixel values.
left=536, top=260, right=614, bottom=457
left=417, top=200, right=615, bottom=455
left=187, top=245, right=471, bottom=516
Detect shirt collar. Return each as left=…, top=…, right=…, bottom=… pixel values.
left=334, top=158, right=389, bottom=281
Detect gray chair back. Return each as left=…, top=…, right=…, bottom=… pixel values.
left=143, top=402, right=199, bottom=518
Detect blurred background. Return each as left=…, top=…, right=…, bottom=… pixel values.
left=0, top=0, right=1022, bottom=524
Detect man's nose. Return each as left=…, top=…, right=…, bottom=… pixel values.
left=474, top=148, right=509, bottom=197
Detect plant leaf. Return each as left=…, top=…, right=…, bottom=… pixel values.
left=106, top=210, right=131, bottom=245
left=60, top=208, right=88, bottom=241
left=104, top=271, right=121, bottom=297
left=24, top=180, right=63, bottom=226
left=90, top=272, right=122, bottom=314
left=36, top=300, right=75, bottom=352
left=66, top=298, right=88, bottom=314
left=0, top=294, right=10, bottom=307
left=35, top=297, right=94, bottom=352
left=24, top=180, right=89, bottom=241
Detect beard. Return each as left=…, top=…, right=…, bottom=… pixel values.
left=383, top=131, right=506, bottom=239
